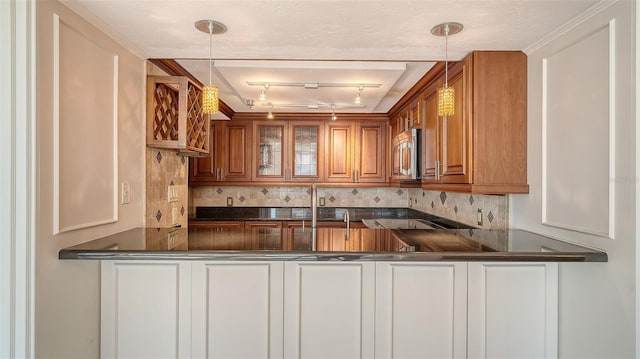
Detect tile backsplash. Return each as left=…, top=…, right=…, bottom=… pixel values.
left=190, top=185, right=508, bottom=229
left=146, top=149, right=188, bottom=228
left=408, top=188, right=508, bottom=230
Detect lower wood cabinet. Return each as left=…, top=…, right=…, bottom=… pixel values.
left=101, top=261, right=558, bottom=359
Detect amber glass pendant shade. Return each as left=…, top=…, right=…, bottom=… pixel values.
left=437, top=85, right=455, bottom=116
left=202, top=85, right=219, bottom=114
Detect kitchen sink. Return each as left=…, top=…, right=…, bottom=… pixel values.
left=361, top=218, right=445, bottom=230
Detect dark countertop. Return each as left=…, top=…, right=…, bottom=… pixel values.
left=59, top=227, right=607, bottom=262
left=190, top=207, right=467, bottom=229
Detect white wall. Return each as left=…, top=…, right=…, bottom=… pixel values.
left=512, top=1, right=636, bottom=357
left=35, top=1, right=145, bottom=357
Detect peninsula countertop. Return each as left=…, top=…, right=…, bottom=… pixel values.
left=59, top=226, right=607, bottom=262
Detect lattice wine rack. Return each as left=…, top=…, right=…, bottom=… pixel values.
left=146, top=75, right=210, bottom=156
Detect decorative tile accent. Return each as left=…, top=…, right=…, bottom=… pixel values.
left=396, top=189, right=404, bottom=196
left=439, top=191, right=447, bottom=205
left=454, top=205, right=458, bottom=214
left=469, top=195, right=474, bottom=205
left=374, top=196, right=381, bottom=203
left=487, top=211, right=494, bottom=223
left=155, top=151, right=163, bottom=163
left=261, top=188, right=269, bottom=195
left=284, top=195, right=291, bottom=202
left=180, top=206, right=185, bottom=216
left=469, top=228, right=474, bottom=236
left=155, top=210, right=162, bottom=222
left=216, top=188, right=223, bottom=195
left=239, top=196, right=246, bottom=202
left=352, top=189, right=358, bottom=195
left=422, top=191, right=425, bottom=197
left=329, top=196, right=336, bottom=202
left=306, top=188, right=312, bottom=195
left=431, top=201, right=435, bottom=208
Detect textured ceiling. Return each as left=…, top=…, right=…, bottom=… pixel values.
left=63, top=0, right=600, bottom=118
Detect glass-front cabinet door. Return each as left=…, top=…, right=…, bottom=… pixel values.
left=290, top=121, right=323, bottom=182
left=252, top=120, right=323, bottom=182
left=253, top=121, right=285, bottom=181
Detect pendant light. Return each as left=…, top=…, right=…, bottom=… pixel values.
left=431, top=22, right=463, bottom=117
left=195, top=20, right=227, bottom=115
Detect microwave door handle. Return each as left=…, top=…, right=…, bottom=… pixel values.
left=409, top=141, right=416, bottom=180
left=399, top=143, right=408, bottom=176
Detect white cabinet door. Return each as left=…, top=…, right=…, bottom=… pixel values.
left=468, top=262, right=558, bottom=359
left=283, top=262, right=375, bottom=359
left=375, top=262, right=468, bottom=359
left=101, top=261, right=192, bottom=359
left=191, top=262, right=284, bottom=359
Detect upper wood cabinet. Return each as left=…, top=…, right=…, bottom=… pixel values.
left=190, top=120, right=252, bottom=184
left=325, top=120, right=386, bottom=183
left=356, top=121, right=387, bottom=183
left=408, top=100, right=421, bottom=129
left=252, top=120, right=324, bottom=182
left=421, top=59, right=472, bottom=185
left=146, top=75, right=210, bottom=156
left=421, top=51, right=528, bottom=194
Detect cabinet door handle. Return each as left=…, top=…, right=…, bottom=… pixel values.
left=435, top=160, right=440, bottom=180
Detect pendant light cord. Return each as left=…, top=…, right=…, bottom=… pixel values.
left=208, top=21, right=213, bottom=86
left=444, top=24, right=449, bottom=87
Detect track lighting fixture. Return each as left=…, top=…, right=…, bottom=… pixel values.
left=247, top=81, right=380, bottom=90
left=259, top=84, right=270, bottom=101
left=266, top=103, right=274, bottom=119
left=355, top=86, right=363, bottom=104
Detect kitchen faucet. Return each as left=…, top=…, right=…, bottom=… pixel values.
left=310, top=184, right=317, bottom=250
left=343, top=209, right=350, bottom=240
left=311, top=184, right=317, bottom=229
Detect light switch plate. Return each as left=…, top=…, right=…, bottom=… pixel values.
left=121, top=182, right=130, bottom=204
left=168, top=185, right=178, bottom=203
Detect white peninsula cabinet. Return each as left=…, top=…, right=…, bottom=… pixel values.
left=375, top=262, right=468, bottom=358
left=467, top=263, right=559, bottom=359
left=284, top=262, right=376, bottom=358
left=100, top=261, right=558, bottom=359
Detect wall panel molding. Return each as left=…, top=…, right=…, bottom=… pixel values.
left=541, top=20, right=615, bottom=239
left=524, top=0, right=617, bottom=55
left=52, top=13, right=119, bottom=234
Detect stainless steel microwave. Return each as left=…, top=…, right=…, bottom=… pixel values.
left=392, top=128, right=421, bottom=181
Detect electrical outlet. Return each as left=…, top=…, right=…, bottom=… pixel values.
left=319, top=197, right=325, bottom=207
left=227, top=197, right=233, bottom=207
left=477, top=209, right=483, bottom=226
left=167, top=185, right=178, bottom=203
left=408, top=197, right=413, bottom=207
left=167, top=229, right=179, bottom=247
left=172, top=207, right=179, bottom=226
left=121, top=182, right=130, bottom=204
